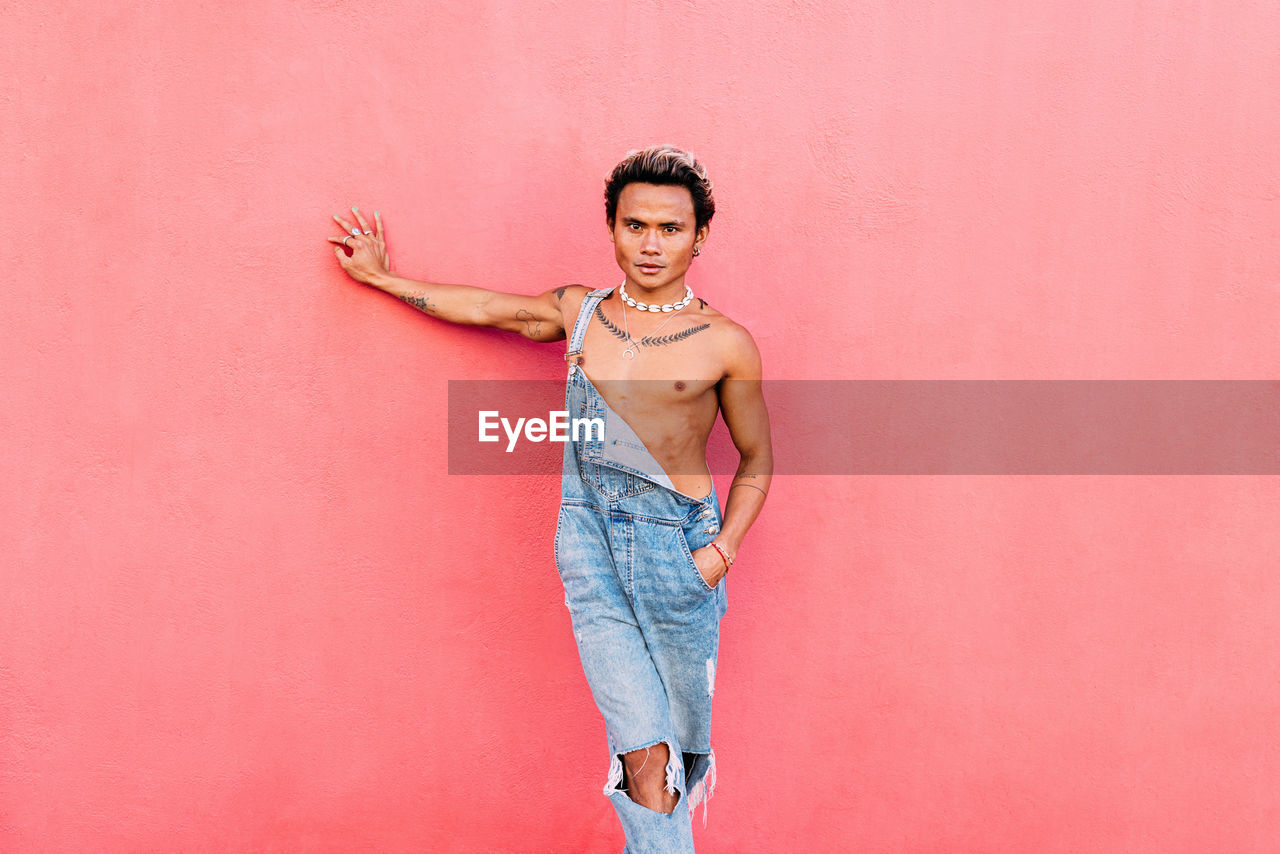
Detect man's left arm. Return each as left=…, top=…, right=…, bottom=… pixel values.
left=713, top=326, right=773, bottom=565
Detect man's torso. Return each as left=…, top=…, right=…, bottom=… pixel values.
left=559, top=286, right=742, bottom=499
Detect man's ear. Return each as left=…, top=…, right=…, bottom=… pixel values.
left=607, top=220, right=616, bottom=243
left=694, top=224, right=710, bottom=251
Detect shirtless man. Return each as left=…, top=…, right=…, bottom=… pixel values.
left=329, top=145, right=771, bottom=852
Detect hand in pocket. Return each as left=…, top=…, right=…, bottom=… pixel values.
left=691, top=544, right=728, bottom=589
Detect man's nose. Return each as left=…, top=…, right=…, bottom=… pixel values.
left=640, top=229, right=661, bottom=254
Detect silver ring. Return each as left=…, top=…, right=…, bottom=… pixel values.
left=342, top=236, right=352, bottom=247
left=362, top=230, right=372, bottom=235
left=350, top=227, right=361, bottom=236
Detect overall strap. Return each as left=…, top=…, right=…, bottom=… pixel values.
left=564, top=287, right=614, bottom=363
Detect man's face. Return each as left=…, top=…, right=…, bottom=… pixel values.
left=609, top=182, right=708, bottom=293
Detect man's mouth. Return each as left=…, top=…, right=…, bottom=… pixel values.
left=636, top=263, right=664, bottom=272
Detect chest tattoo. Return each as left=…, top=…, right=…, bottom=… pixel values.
left=594, top=303, right=713, bottom=349
left=595, top=303, right=629, bottom=341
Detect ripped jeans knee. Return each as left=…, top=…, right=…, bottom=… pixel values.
left=607, top=738, right=681, bottom=804
left=604, top=737, right=717, bottom=827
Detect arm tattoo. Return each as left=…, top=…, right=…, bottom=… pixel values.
left=729, top=482, right=768, bottom=498
left=697, top=298, right=708, bottom=309
left=553, top=286, right=568, bottom=302
left=400, top=292, right=437, bottom=314
left=516, top=308, right=542, bottom=338
left=595, top=303, right=629, bottom=341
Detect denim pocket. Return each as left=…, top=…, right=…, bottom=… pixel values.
left=581, top=460, right=655, bottom=502
left=675, top=523, right=717, bottom=594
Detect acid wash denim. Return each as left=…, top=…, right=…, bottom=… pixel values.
left=553, top=288, right=728, bottom=853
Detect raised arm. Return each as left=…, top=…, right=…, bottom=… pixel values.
left=329, top=207, right=580, bottom=342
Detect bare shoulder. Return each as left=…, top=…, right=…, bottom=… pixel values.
left=551, top=283, right=593, bottom=312
left=694, top=300, right=761, bottom=378
left=552, top=283, right=594, bottom=330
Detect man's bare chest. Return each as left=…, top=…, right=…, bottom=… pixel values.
left=582, top=312, right=719, bottom=372
left=567, top=298, right=725, bottom=406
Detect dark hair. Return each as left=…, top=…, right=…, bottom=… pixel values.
left=604, top=145, right=716, bottom=231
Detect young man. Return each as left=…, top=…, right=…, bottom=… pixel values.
left=329, top=145, right=772, bottom=851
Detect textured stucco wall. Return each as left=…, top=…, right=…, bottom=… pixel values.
left=4, top=1, right=1279, bottom=851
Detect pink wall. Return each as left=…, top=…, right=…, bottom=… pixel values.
left=5, top=1, right=1279, bottom=851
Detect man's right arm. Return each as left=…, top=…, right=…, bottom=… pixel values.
left=366, top=271, right=579, bottom=343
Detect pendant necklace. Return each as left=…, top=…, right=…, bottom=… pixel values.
left=619, top=282, right=692, bottom=359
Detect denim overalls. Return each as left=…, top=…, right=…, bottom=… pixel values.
left=554, top=287, right=728, bottom=853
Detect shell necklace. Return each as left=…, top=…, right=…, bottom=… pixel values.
left=619, top=281, right=694, bottom=312
left=619, top=282, right=693, bottom=359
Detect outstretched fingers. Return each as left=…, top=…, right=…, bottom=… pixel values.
left=328, top=207, right=391, bottom=280
left=332, top=208, right=383, bottom=239
left=350, top=206, right=371, bottom=234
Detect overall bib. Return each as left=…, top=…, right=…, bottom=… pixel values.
left=554, top=288, right=728, bottom=853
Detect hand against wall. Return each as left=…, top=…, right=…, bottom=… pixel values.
left=329, top=206, right=391, bottom=286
